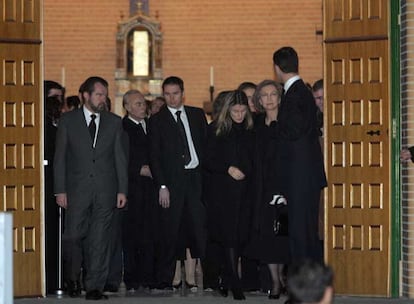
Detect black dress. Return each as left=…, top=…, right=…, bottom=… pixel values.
left=248, top=114, right=290, bottom=264
left=204, top=122, right=254, bottom=248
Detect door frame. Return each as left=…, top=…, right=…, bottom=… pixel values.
left=390, top=0, right=401, bottom=297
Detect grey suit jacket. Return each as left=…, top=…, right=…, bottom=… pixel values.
left=53, top=107, right=128, bottom=204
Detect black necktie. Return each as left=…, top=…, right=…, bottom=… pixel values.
left=176, top=110, right=191, bottom=165
left=139, top=121, right=146, bottom=135
left=89, top=114, right=96, bottom=141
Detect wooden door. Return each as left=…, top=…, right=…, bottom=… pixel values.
left=324, top=0, right=390, bottom=296
left=0, top=0, right=43, bottom=297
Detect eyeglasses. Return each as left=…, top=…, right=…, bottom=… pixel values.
left=260, top=92, right=279, bottom=99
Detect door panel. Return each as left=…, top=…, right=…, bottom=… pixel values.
left=324, top=0, right=390, bottom=296
left=0, top=0, right=43, bottom=297
left=0, top=0, right=40, bottom=40
left=325, top=0, right=387, bottom=39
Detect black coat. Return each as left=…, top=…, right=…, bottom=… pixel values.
left=252, top=114, right=286, bottom=233
left=273, top=78, right=326, bottom=261
left=44, top=116, right=59, bottom=293
left=122, top=116, right=158, bottom=242
left=149, top=105, right=207, bottom=189
left=274, top=79, right=326, bottom=191
left=246, top=114, right=290, bottom=264
left=149, top=105, right=207, bottom=265
left=204, top=122, right=254, bottom=247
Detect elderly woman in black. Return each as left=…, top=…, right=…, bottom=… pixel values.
left=204, top=90, right=254, bottom=300
left=248, top=79, right=290, bottom=299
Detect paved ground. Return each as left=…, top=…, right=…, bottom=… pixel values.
left=14, top=288, right=414, bottom=304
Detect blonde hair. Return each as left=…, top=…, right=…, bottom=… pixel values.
left=215, top=90, right=253, bottom=136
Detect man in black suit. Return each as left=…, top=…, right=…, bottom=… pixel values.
left=149, top=76, right=207, bottom=289
left=122, top=89, right=158, bottom=291
left=44, top=80, right=64, bottom=295
left=272, top=47, right=327, bottom=262
left=54, top=76, right=128, bottom=300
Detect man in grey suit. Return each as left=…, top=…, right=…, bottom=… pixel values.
left=54, top=76, right=128, bottom=300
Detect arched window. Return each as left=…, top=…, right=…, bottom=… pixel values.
left=127, top=27, right=153, bottom=77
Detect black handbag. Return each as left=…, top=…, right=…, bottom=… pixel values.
left=272, top=204, right=288, bottom=236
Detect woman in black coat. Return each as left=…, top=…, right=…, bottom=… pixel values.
left=204, top=90, right=255, bottom=300
left=250, top=80, right=290, bottom=299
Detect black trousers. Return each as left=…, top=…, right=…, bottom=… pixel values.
left=122, top=178, right=159, bottom=288
left=241, top=257, right=260, bottom=291
left=156, top=169, right=206, bottom=285
left=287, top=186, right=322, bottom=262
left=45, top=168, right=60, bottom=294
left=202, top=239, right=223, bottom=289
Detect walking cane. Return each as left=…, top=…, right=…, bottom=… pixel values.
left=56, top=206, right=64, bottom=296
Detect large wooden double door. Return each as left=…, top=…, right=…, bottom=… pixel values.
left=324, top=0, right=391, bottom=296
left=0, top=0, right=43, bottom=297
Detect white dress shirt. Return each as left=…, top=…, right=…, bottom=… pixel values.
left=128, top=116, right=146, bottom=134
left=284, top=75, right=301, bottom=94
left=83, top=106, right=100, bottom=148
left=167, top=105, right=199, bottom=169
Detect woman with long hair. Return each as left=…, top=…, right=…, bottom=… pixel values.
left=204, top=90, right=254, bottom=300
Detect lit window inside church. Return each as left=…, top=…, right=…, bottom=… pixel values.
left=133, top=30, right=149, bottom=76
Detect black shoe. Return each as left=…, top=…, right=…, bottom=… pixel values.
left=147, top=283, right=157, bottom=290
left=66, top=280, right=81, bottom=298
left=103, top=284, right=118, bottom=293
left=172, top=281, right=182, bottom=290
left=153, top=282, right=173, bottom=292
left=125, top=283, right=139, bottom=292
left=269, top=293, right=280, bottom=299
left=218, top=286, right=228, bottom=297
left=269, top=287, right=282, bottom=299
left=203, top=283, right=218, bottom=292
left=85, top=290, right=108, bottom=300
left=245, top=288, right=260, bottom=292
left=232, top=288, right=246, bottom=300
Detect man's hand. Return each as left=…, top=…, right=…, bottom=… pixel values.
left=55, top=193, right=68, bottom=209
left=140, top=165, right=152, bottom=178
left=159, top=187, right=170, bottom=208
left=117, top=193, right=127, bottom=208
left=228, top=166, right=245, bottom=181
left=401, top=148, right=412, bottom=162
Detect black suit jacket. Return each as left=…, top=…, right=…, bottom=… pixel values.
left=122, top=115, right=158, bottom=242
left=122, top=116, right=150, bottom=184
left=149, top=105, right=207, bottom=189
left=274, top=78, right=327, bottom=190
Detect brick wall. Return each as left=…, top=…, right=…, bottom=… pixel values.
left=44, top=0, right=323, bottom=111
left=43, top=0, right=129, bottom=106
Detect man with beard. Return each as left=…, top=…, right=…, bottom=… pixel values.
left=54, top=76, right=128, bottom=300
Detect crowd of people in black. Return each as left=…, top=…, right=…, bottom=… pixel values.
left=44, top=46, right=330, bottom=302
